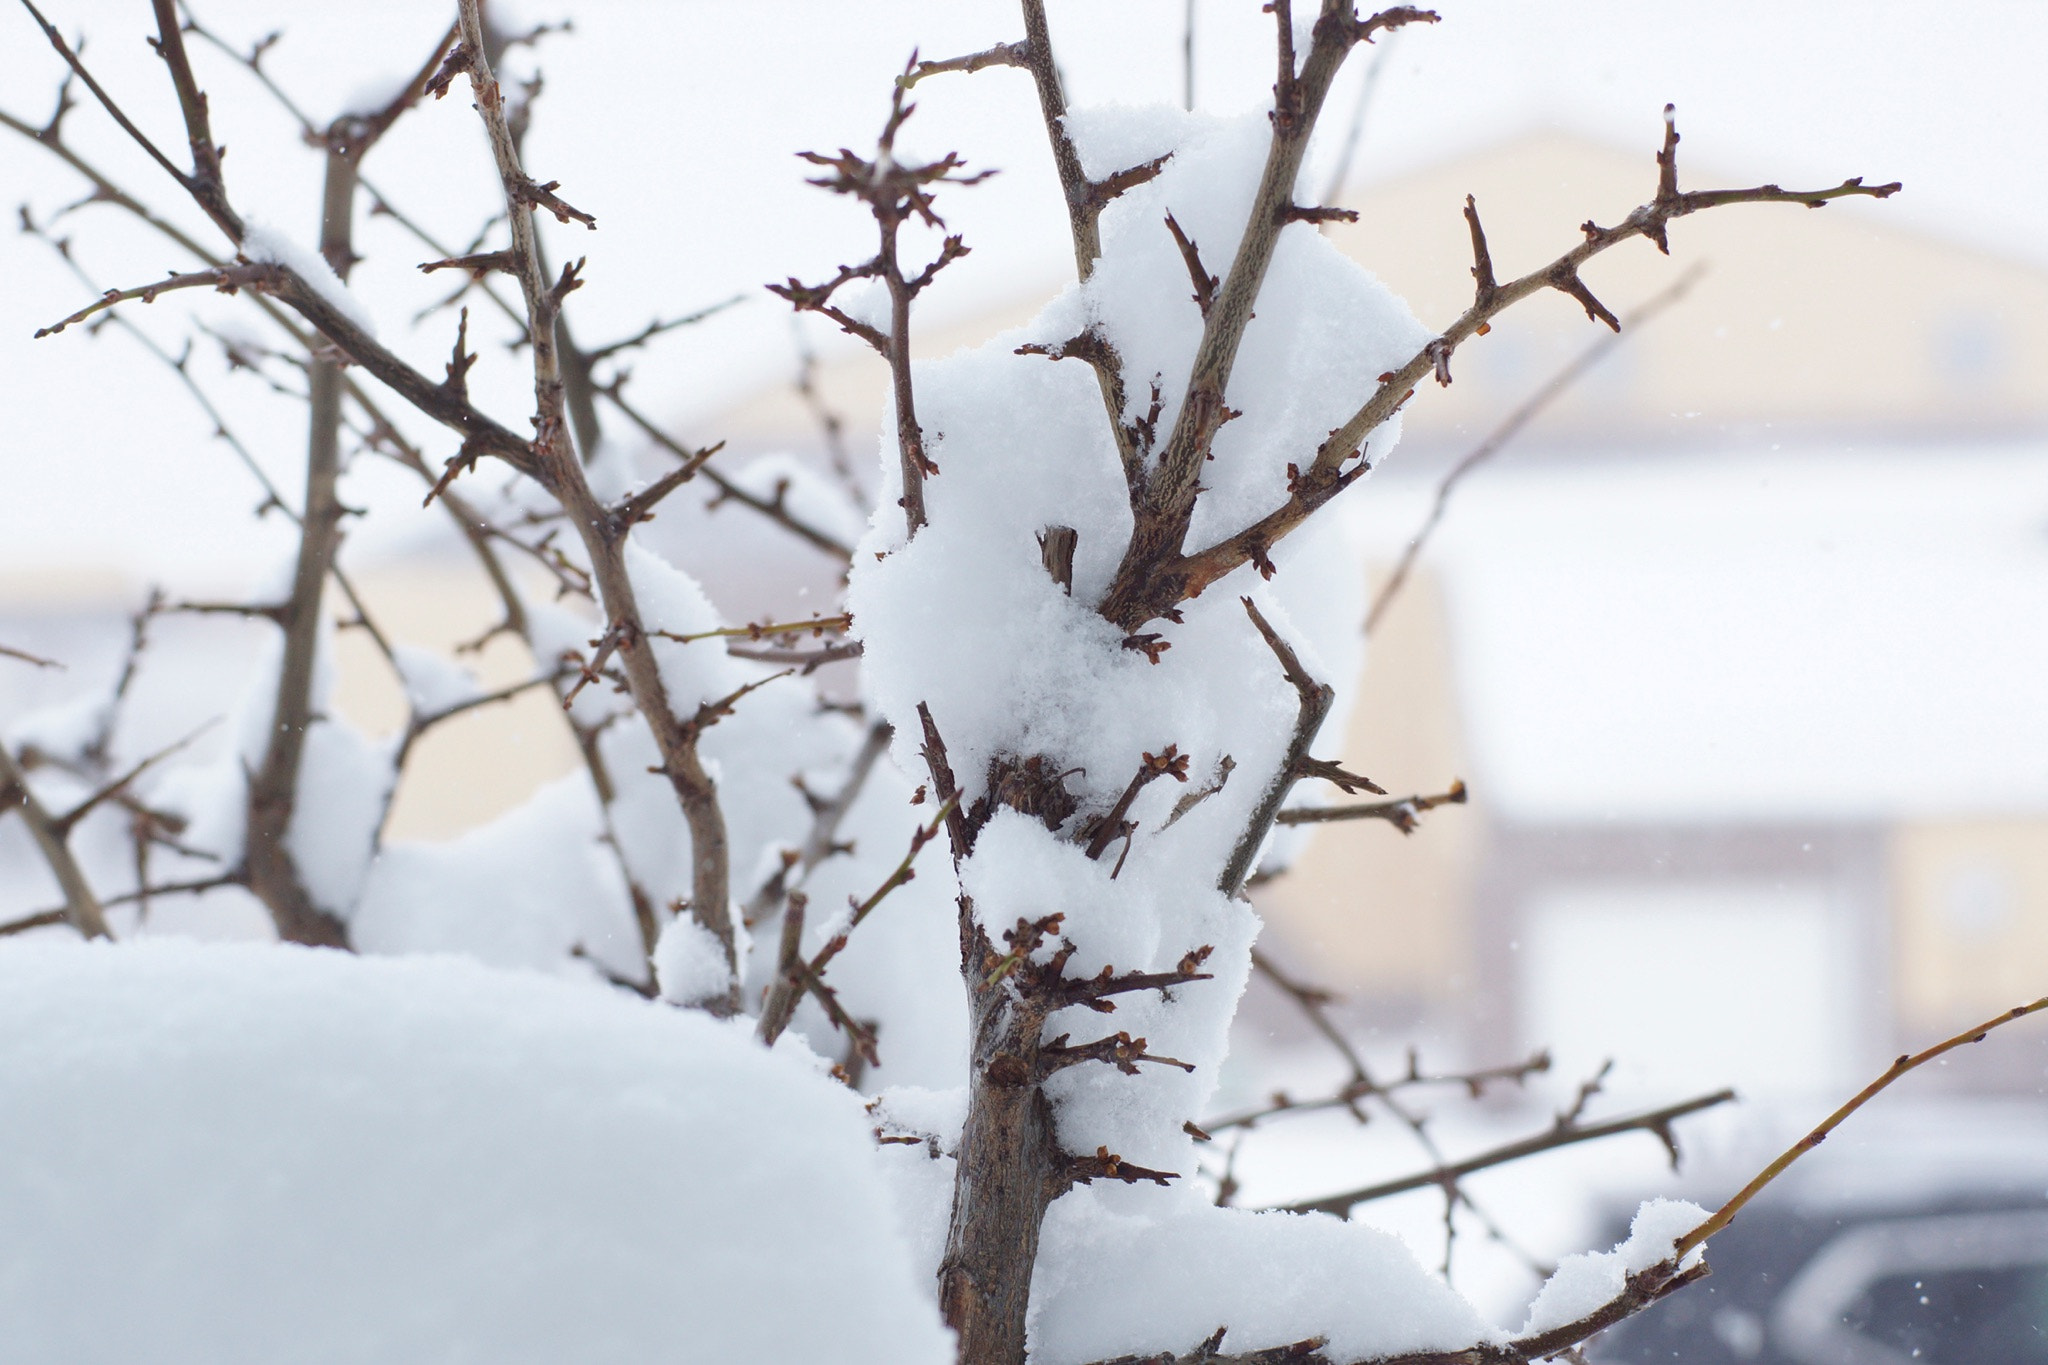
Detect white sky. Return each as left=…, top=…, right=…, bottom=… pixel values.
left=1, top=0, right=2044, bottom=584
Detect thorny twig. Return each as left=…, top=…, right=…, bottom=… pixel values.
left=1279, top=1089, right=1737, bottom=1217
left=770, top=58, right=992, bottom=536
left=899, top=42, right=1030, bottom=87
left=757, top=792, right=957, bottom=1053
left=1219, top=598, right=1332, bottom=896
left=1202, top=1048, right=1552, bottom=1134
left=18, top=0, right=548, bottom=481
left=1233, top=946, right=1534, bottom=1277
left=1014, top=0, right=1171, bottom=495
left=0, top=742, right=111, bottom=939
left=742, top=720, right=895, bottom=930
left=451, top=0, right=744, bottom=1006
left=1365, top=267, right=1703, bottom=634
left=1276, top=779, right=1467, bottom=834
left=1095, top=2, right=1442, bottom=633
left=597, top=380, right=854, bottom=561
left=758, top=793, right=953, bottom=1059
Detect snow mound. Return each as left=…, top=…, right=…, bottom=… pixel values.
left=0, top=939, right=953, bottom=1365
left=1031, top=1190, right=1498, bottom=1364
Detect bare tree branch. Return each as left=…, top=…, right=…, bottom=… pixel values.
left=1366, top=266, right=1702, bottom=634
left=899, top=42, right=1029, bottom=87
left=454, top=0, right=742, bottom=1006
left=741, top=719, right=894, bottom=930
left=1676, top=993, right=2048, bottom=1258
left=1276, top=779, right=1466, bottom=834
left=32, top=264, right=277, bottom=337
left=1104, top=99, right=1895, bottom=630
left=772, top=62, right=990, bottom=536
left=596, top=381, right=854, bottom=561
left=1202, top=1048, right=1551, bottom=1134
left=1097, top=2, right=1442, bottom=632
left=1219, top=598, right=1333, bottom=896
left=0, top=643, right=62, bottom=669
left=0, top=743, right=110, bottom=939
left=1280, top=1090, right=1736, bottom=1217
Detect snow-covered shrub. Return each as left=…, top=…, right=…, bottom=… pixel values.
left=0, top=3, right=1919, bottom=1363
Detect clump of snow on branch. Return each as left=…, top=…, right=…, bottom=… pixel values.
left=0, top=939, right=954, bottom=1365
left=240, top=217, right=380, bottom=338
left=1519, top=1198, right=1709, bottom=1337
left=653, top=912, right=734, bottom=1005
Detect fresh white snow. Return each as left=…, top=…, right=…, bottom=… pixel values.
left=1518, top=1197, right=1707, bottom=1337
left=239, top=217, right=381, bottom=339
left=0, top=938, right=954, bottom=1365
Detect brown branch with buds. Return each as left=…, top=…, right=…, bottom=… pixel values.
left=899, top=42, right=1030, bottom=87
left=17, top=0, right=545, bottom=481
left=449, top=0, right=742, bottom=1006
left=1280, top=1089, right=1736, bottom=1218
left=1011, top=0, right=1174, bottom=497
left=1203, top=1047, right=1552, bottom=1135
left=1363, top=1008, right=2048, bottom=1365
left=594, top=381, right=854, bottom=561
left=32, top=263, right=280, bottom=337
left=1276, top=779, right=1467, bottom=834
left=770, top=61, right=992, bottom=536
left=1101, top=88, right=1895, bottom=630
left=1676, top=992, right=2048, bottom=1259
left=1365, top=266, right=1702, bottom=634
left=741, top=720, right=895, bottom=931
left=1220, top=598, right=1334, bottom=896
left=1082, top=745, right=1190, bottom=861
left=1095, top=2, right=1441, bottom=632
left=757, top=794, right=957, bottom=1060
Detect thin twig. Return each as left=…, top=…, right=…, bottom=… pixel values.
left=1280, top=1090, right=1736, bottom=1217
left=1276, top=779, right=1466, bottom=833
left=0, top=744, right=110, bottom=939
left=457, top=0, right=739, bottom=1005
left=1203, top=1048, right=1550, bottom=1134
left=597, top=382, right=853, bottom=561
left=33, top=264, right=278, bottom=337
left=740, top=719, right=894, bottom=929
left=1677, top=994, right=2048, bottom=1257
left=900, top=42, right=1029, bottom=87
left=1364, top=266, right=1703, bottom=634
left=1104, top=101, right=1896, bottom=629
left=0, top=643, right=61, bottom=669
left=1219, top=598, right=1333, bottom=895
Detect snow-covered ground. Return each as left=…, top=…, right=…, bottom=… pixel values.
left=0, top=938, right=954, bottom=1365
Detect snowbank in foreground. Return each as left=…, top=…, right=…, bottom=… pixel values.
left=0, top=940, right=953, bottom=1365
